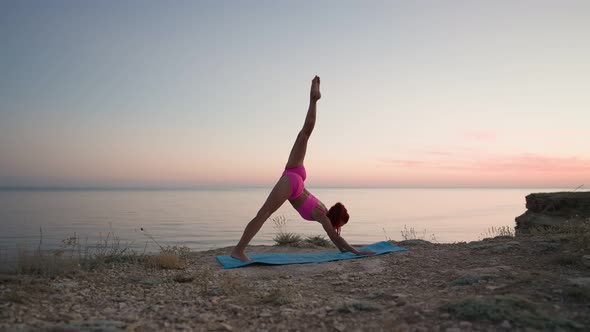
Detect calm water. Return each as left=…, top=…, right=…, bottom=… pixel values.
left=0, top=188, right=564, bottom=256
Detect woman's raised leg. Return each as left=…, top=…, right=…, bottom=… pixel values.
left=285, top=76, right=321, bottom=168
left=230, top=176, right=292, bottom=261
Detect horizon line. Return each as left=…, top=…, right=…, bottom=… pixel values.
left=0, top=185, right=581, bottom=191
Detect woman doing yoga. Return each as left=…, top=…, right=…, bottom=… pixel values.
left=230, top=76, right=376, bottom=262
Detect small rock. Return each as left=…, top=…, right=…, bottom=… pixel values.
left=439, top=313, right=450, bottom=319
left=173, top=273, right=195, bottom=283
left=219, top=323, right=233, bottom=331
left=333, top=323, right=346, bottom=332
left=227, top=304, right=242, bottom=313
left=582, top=255, right=590, bottom=268
left=459, top=321, right=472, bottom=329
left=500, top=320, right=512, bottom=329
left=194, top=313, right=215, bottom=323
left=259, top=311, right=272, bottom=318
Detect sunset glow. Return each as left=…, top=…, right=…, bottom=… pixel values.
left=1, top=1, right=589, bottom=188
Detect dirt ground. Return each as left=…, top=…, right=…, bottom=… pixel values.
left=1, top=234, right=589, bottom=332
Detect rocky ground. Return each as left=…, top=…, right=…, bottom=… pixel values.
left=1, top=234, right=589, bottom=332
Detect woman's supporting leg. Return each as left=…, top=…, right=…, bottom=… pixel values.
left=230, top=176, right=292, bottom=261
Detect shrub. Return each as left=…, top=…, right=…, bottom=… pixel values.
left=144, top=252, right=186, bottom=270
left=480, top=226, right=515, bottom=239
left=272, top=215, right=303, bottom=246
left=305, top=235, right=332, bottom=247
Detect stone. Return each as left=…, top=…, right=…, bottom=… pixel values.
left=500, top=320, right=511, bottom=329
left=333, top=323, right=346, bottom=332
left=219, top=323, right=233, bottom=331
left=445, top=328, right=461, bottom=332
left=259, top=311, right=272, bottom=318
left=582, top=255, right=590, bottom=268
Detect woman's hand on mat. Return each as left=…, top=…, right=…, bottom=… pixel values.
left=356, top=250, right=376, bottom=256
left=310, top=75, right=321, bottom=101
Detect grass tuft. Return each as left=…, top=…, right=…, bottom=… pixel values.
left=144, top=252, right=186, bottom=270
left=400, top=224, right=426, bottom=240
left=480, top=226, right=515, bottom=239
left=272, top=215, right=303, bottom=246
left=304, top=235, right=332, bottom=247
left=399, top=224, right=437, bottom=242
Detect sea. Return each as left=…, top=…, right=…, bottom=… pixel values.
left=0, top=187, right=573, bottom=258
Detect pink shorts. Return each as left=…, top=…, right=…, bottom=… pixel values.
left=282, top=165, right=306, bottom=200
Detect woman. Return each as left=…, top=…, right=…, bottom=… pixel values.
left=230, top=76, right=375, bottom=262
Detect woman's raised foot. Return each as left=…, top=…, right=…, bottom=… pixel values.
left=310, top=75, right=321, bottom=101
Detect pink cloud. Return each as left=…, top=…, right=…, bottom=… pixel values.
left=379, top=152, right=590, bottom=187
left=383, top=153, right=590, bottom=173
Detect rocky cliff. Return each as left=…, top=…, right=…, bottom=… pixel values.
left=515, top=191, right=590, bottom=233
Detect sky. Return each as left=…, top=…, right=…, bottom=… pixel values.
left=1, top=0, right=589, bottom=188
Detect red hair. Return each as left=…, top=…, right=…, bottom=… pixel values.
left=327, top=202, right=349, bottom=235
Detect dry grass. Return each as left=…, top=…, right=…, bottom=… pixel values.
left=11, top=226, right=195, bottom=276
left=400, top=224, right=437, bottom=242
left=304, top=235, right=332, bottom=247
left=272, top=215, right=303, bottom=246
left=144, top=252, right=186, bottom=270
left=480, top=226, right=515, bottom=239
left=16, top=246, right=81, bottom=278
left=530, top=219, right=590, bottom=251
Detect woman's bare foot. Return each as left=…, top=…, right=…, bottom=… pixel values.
left=310, top=75, right=321, bottom=101
left=230, top=249, right=253, bottom=262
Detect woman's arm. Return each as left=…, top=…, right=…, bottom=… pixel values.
left=318, top=215, right=375, bottom=255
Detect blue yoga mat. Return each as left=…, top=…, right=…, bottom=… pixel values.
left=216, top=241, right=406, bottom=269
